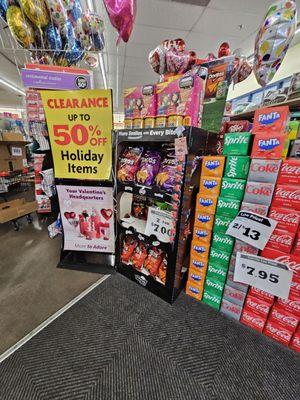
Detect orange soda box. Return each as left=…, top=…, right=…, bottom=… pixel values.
left=202, top=156, right=225, bottom=177
left=188, top=266, right=207, bottom=286
left=189, top=253, right=208, bottom=272
left=190, top=240, right=210, bottom=261
left=186, top=281, right=204, bottom=301
left=199, top=176, right=222, bottom=196
left=194, top=211, right=215, bottom=230
left=193, top=226, right=212, bottom=244
left=195, top=194, right=218, bottom=214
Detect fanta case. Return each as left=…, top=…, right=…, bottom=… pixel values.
left=252, top=106, right=290, bottom=135
left=123, top=85, right=157, bottom=119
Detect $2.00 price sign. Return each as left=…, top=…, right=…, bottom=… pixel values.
left=145, top=207, right=173, bottom=243
left=226, top=211, right=277, bottom=250
left=234, top=252, right=293, bottom=299
left=40, top=89, right=113, bottom=180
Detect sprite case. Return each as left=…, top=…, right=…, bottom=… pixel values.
left=204, top=277, right=225, bottom=297
left=216, top=197, right=241, bottom=218
left=224, top=156, right=250, bottom=180
left=202, top=289, right=222, bottom=310
left=220, top=177, right=246, bottom=200
left=207, top=263, right=228, bottom=283
left=213, top=214, right=232, bottom=234
left=209, top=247, right=231, bottom=269
left=222, top=132, right=251, bottom=156
left=212, top=231, right=235, bottom=253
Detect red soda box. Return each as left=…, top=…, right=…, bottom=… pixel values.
left=240, top=308, right=266, bottom=332
left=226, top=120, right=251, bottom=133
left=264, top=320, right=293, bottom=346
left=251, top=133, right=286, bottom=159
left=220, top=298, right=243, bottom=320
left=261, top=247, right=300, bottom=275
left=266, top=228, right=295, bottom=254
left=233, top=239, right=258, bottom=256
left=248, top=159, right=281, bottom=184
left=243, top=181, right=275, bottom=206
left=269, top=306, right=299, bottom=332
left=276, top=296, right=300, bottom=317
left=291, top=231, right=300, bottom=255
left=240, top=201, right=269, bottom=216
left=289, top=331, right=300, bottom=353
left=272, top=184, right=300, bottom=212
left=252, top=106, right=290, bottom=135
left=277, top=159, right=300, bottom=186
left=290, top=273, right=300, bottom=298
left=223, top=284, right=247, bottom=307
left=268, top=207, right=300, bottom=233
left=245, top=295, right=271, bottom=319
left=248, top=287, right=275, bottom=305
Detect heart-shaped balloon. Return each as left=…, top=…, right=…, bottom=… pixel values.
left=218, top=42, right=231, bottom=58
left=64, top=211, right=71, bottom=219
left=149, top=44, right=167, bottom=75
left=101, top=208, right=113, bottom=221
left=165, top=49, right=196, bottom=74
left=103, top=0, right=136, bottom=44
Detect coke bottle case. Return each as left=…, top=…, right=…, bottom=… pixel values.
left=115, top=126, right=220, bottom=303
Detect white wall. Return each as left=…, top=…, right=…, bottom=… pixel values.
left=228, top=42, right=300, bottom=100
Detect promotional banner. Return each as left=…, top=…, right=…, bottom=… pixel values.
left=57, top=185, right=114, bottom=253
left=41, top=89, right=113, bottom=180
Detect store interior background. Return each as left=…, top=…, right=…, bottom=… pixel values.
left=1, top=0, right=300, bottom=355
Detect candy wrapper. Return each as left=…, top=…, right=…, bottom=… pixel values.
left=131, top=195, right=148, bottom=220
left=121, top=234, right=137, bottom=264
left=158, top=256, right=167, bottom=284
left=131, top=241, right=148, bottom=271
left=155, top=151, right=177, bottom=192
left=136, top=150, right=161, bottom=186
left=117, top=147, right=143, bottom=182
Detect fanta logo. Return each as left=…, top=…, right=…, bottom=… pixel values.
left=193, top=246, right=206, bottom=253
left=189, top=286, right=200, bottom=294
left=258, top=111, right=280, bottom=125
left=205, top=160, right=220, bottom=170
left=195, top=230, right=208, bottom=238
left=192, top=260, right=205, bottom=268
left=200, top=198, right=213, bottom=207
left=191, top=274, right=202, bottom=281
left=203, top=180, right=218, bottom=189
left=258, top=138, right=280, bottom=151
left=198, top=214, right=211, bottom=223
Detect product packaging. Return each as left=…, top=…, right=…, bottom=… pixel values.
left=251, top=133, right=286, bottom=159
left=292, top=231, right=300, bottom=255
left=260, top=247, right=300, bottom=275
left=199, top=176, right=222, bottom=196
left=201, top=156, right=225, bottom=177
left=247, top=159, right=281, bottom=183
left=252, top=106, right=290, bottom=135
left=191, top=240, right=210, bottom=260
left=213, top=214, right=233, bottom=233
left=193, top=227, right=212, bottom=244
left=287, top=120, right=300, bottom=140
left=223, top=284, right=247, bottom=306
left=220, top=178, right=246, bottom=200
left=225, top=120, right=251, bottom=133
left=233, top=239, right=258, bottom=256
left=194, top=211, right=215, bottom=230
left=211, top=232, right=234, bottom=253
left=186, top=283, right=204, bottom=301
left=226, top=270, right=249, bottom=292
left=224, top=156, right=250, bottom=179
left=202, top=289, right=222, bottom=310
left=220, top=298, right=243, bottom=320
left=206, top=263, right=228, bottom=282
left=266, top=228, right=295, bottom=253
left=222, top=132, right=252, bottom=156
left=240, top=308, right=267, bottom=332
left=188, top=268, right=207, bottom=286
left=277, top=159, right=300, bottom=186
left=290, top=330, right=300, bottom=353
left=268, top=207, right=300, bottom=232
left=244, top=295, right=272, bottom=319
left=240, top=202, right=269, bottom=216
left=124, top=85, right=157, bottom=119
left=272, top=184, right=300, bottom=211
left=264, top=320, right=293, bottom=346
left=269, top=306, right=299, bottom=332
left=289, top=139, right=300, bottom=158
left=216, top=197, right=241, bottom=218
left=204, top=277, right=225, bottom=297
left=248, top=287, right=275, bottom=305
left=195, top=194, right=218, bottom=214
left=189, top=255, right=208, bottom=272
left=243, top=181, right=275, bottom=206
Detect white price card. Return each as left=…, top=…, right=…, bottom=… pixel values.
left=11, top=147, right=22, bottom=156
left=234, top=252, right=293, bottom=299
left=226, top=211, right=277, bottom=250
left=144, top=207, right=173, bottom=243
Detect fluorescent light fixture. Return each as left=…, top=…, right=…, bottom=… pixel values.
left=296, top=27, right=300, bottom=34
left=98, top=53, right=108, bottom=89
left=0, top=78, right=25, bottom=96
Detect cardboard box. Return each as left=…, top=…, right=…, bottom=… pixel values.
left=199, top=176, right=222, bottom=196
left=289, top=331, right=300, bottom=353
left=0, top=199, right=37, bottom=223
left=251, top=133, right=286, bottom=159
left=244, top=295, right=271, bottom=318
left=186, top=282, right=204, bottom=301
left=0, top=142, right=27, bottom=172
left=201, top=156, right=225, bottom=177
left=195, top=193, right=218, bottom=214
left=193, top=227, right=212, bottom=244
left=264, top=320, right=293, bottom=346
left=220, top=298, right=243, bottom=320
left=240, top=308, right=266, bottom=332
left=252, top=106, right=290, bottom=135
left=1, top=132, right=25, bottom=142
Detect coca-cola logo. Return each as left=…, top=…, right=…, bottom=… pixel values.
left=270, top=233, right=293, bottom=245
left=269, top=209, right=299, bottom=224
left=247, top=299, right=269, bottom=313
left=275, top=187, right=300, bottom=200
left=274, top=255, right=300, bottom=272
left=281, top=163, right=300, bottom=175
left=267, top=324, right=291, bottom=341
left=243, top=312, right=264, bottom=327
left=272, top=309, right=298, bottom=327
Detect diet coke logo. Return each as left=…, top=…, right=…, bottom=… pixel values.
left=251, top=163, right=279, bottom=173
left=246, top=184, right=272, bottom=196
left=275, top=188, right=300, bottom=200
left=267, top=324, right=291, bottom=341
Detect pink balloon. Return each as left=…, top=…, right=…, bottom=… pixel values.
left=103, top=0, right=137, bottom=44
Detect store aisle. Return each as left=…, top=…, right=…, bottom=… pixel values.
left=0, top=215, right=100, bottom=354
left=0, top=274, right=299, bottom=400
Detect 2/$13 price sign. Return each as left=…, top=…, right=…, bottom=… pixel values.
left=40, top=89, right=113, bottom=180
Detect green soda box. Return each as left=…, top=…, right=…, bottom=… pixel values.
left=222, top=132, right=251, bottom=156
left=213, top=214, right=232, bottom=234
left=209, top=247, right=231, bottom=269
left=202, top=289, right=222, bottom=310
left=220, top=177, right=246, bottom=201
left=204, top=277, right=225, bottom=297
left=207, top=263, right=228, bottom=283
left=216, top=197, right=241, bottom=218
left=212, top=232, right=235, bottom=253
left=224, top=156, right=250, bottom=180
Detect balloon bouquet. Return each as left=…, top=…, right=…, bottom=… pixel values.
left=0, top=0, right=106, bottom=67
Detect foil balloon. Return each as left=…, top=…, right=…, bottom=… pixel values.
left=0, top=0, right=7, bottom=22
left=74, top=17, right=91, bottom=50
left=61, top=18, right=75, bottom=45
left=69, top=0, right=82, bottom=26
left=46, top=0, right=67, bottom=29
left=62, top=0, right=74, bottom=11
left=82, top=10, right=104, bottom=35
left=19, top=0, right=49, bottom=28
left=65, top=40, right=84, bottom=65
left=91, top=32, right=105, bottom=51
left=45, top=22, right=62, bottom=55
left=165, top=49, right=196, bottom=74
left=149, top=44, right=167, bottom=75
left=218, top=42, right=231, bottom=58
left=84, top=52, right=99, bottom=68
left=254, top=0, right=297, bottom=87
left=103, top=0, right=136, bottom=43
left=232, top=48, right=253, bottom=86
left=6, top=5, right=35, bottom=48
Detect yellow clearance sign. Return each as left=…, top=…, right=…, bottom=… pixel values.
left=40, top=89, right=113, bottom=180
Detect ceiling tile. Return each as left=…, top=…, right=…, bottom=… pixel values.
left=208, top=0, right=273, bottom=15
left=130, top=24, right=188, bottom=46
left=125, top=42, right=155, bottom=58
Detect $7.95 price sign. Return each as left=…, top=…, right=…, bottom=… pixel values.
left=234, top=252, right=293, bottom=299
left=145, top=207, right=174, bottom=243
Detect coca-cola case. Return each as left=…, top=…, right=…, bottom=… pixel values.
left=264, top=320, right=293, bottom=346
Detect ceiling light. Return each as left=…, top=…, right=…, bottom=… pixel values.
left=0, top=78, right=25, bottom=96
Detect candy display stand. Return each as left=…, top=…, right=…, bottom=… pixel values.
left=115, top=126, right=221, bottom=303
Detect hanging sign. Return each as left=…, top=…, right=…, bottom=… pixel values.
left=226, top=211, right=277, bottom=250
left=234, top=252, right=293, bottom=299
left=57, top=185, right=114, bottom=253
left=40, top=89, right=113, bottom=180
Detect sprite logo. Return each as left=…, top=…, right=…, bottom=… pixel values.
left=206, top=279, right=223, bottom=291
left=204, top=291, right=220, bottom=303
left=225, top=135, right=248, bottom=145
left=218, top=199, right=239, bottom=209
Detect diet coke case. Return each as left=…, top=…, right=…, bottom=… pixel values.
left=221, top=298, right=243, bottom=320
left=247, top=159, right=281, bottom=184
left=243, top=181, right=275, bottom=206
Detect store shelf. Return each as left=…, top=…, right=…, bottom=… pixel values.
left=228, top=97, right=300, bottom=120
left=0, top=140, right=31, bottom=145
left=117, top=180, right=176, bottom=204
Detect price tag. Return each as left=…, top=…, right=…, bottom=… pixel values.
left=234, top=252, right=293, bottom=299
left=226, top=211, right=277, bottom=250
left=145, top=207, right=173, bottom=243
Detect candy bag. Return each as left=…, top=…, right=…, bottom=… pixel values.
left=121, top=234, right=137, bottom=264
left=158, top=256, right=167, bottom=284
left=117, top=147, right=143, bottom=182
left=144, top=246, right=164, bottom=277
left=155, top=150, right=177, bottom=192
left=136, top=150, right=161, bottom=186
left=131, top=195, right=148, bottom=220
left=131, top=241, right=148, bottom=270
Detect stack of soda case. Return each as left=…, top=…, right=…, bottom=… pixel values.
left=186, top=155, right=225, bottom=301
left=115, top=126, right=221, bottom=303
